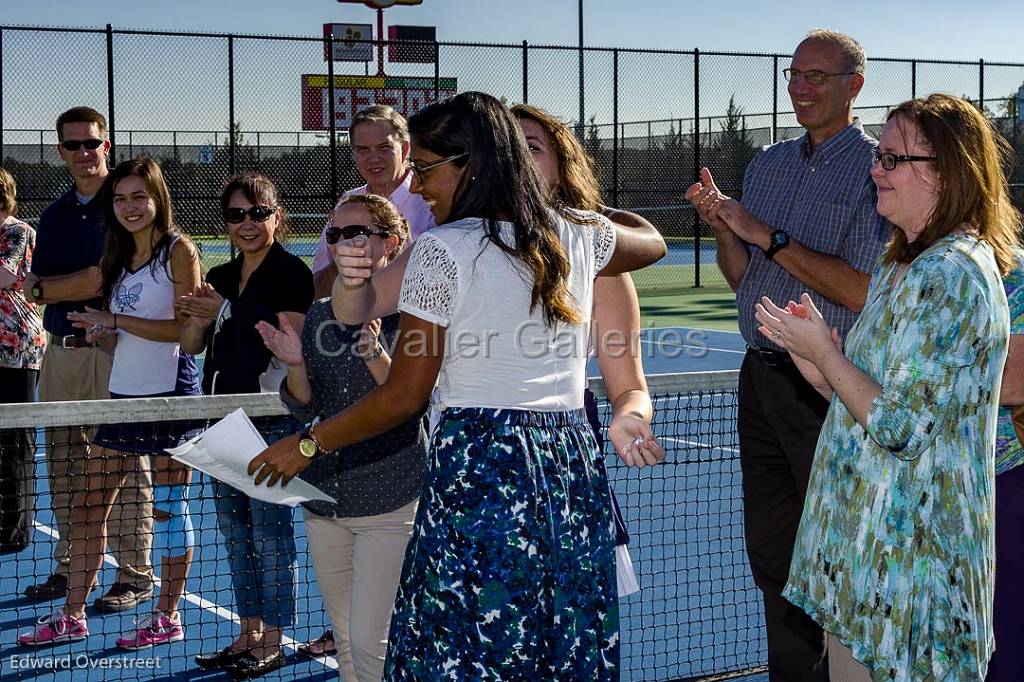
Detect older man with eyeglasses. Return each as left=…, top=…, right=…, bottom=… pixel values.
left=21, top=107, right=156, bottom=613
left=310, top=105, right=435, bottom=298
left=685, top=30, right=889, bottom=681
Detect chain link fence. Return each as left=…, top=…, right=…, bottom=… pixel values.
left=3, top=24, right=1024, bottom=292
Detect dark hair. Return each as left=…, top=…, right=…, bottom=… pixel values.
left=336, top=194, right=409, bottom=262
left=219, top=172, right=289, bottom=240
left=99, top=157, right=184, bottom=305
left=56, top=107, right=107, bottom=141
left=511, top=103, right=601, bottom=211
left=882, top=94, right=1021, bottom=275
left=409, top=92, right=580, bottom=325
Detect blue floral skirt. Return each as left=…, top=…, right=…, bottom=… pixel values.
left=383, top=406, right=619, bottom=681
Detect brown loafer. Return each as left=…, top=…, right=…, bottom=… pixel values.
left=24, top=573, right=68, bottom=601
left=92, top=582, right=154, bottom=613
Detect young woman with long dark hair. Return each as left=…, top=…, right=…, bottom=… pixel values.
left=19, top=157, right=201, bottom=648
left=250, top=92, right=665, bottom=680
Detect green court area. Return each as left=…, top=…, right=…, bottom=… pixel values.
left=637, top=286, right=738, bottom=332
left=194, top=237, right=740, bottom=333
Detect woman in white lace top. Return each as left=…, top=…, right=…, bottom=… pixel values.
left=249, top=92, right=666, bottom=680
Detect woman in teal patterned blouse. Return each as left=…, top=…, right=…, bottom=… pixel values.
left=753, top=94, right=1020, bottom=681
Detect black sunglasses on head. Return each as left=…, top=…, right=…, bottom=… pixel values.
left=223, top=205, right=277, bottom=224
left=325, top=224, right=392, bottom=244
left=61, top=138, right=104, bottom=152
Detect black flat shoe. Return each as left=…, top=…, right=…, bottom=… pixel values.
left=230, top=650, right=286, bottom=680
left=195, top=646, right=247, bottom=670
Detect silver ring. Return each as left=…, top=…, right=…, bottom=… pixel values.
left=89, top=323, right=103, bottom=334
left=772, top=330, right=783, bottom=340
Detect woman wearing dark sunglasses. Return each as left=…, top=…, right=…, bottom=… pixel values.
left=257, top=193, right=425, bottom=682
left=249, top=92, right=666, bottom=680
left=178, top=172, right=314, bottom=679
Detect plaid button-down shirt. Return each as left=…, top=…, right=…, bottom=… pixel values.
left=737, top=120, right=890, bottom=350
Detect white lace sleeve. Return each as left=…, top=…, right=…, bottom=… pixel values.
left=590, top=212, right=617, bottom=275
left=398, top=234, right=459, bottom=327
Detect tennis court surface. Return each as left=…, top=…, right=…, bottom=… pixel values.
left=0, top=365, right=769, bottom=681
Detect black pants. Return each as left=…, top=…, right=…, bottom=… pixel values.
left=738, top=350, right=829, bottom=681
left=0, top=366, right=37, bottom=553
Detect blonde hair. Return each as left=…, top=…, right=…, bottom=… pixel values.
left=0, top=167, right=16, bottom=215
left=336, top=194, right=409, bottom=262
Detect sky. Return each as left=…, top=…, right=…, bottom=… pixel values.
left=4, top=0, right=1024, bottom=144
left=5, top=0, right=1024, bottom=63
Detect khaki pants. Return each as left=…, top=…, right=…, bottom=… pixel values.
left=38, top=342, right=154, bottom=590
left=304, top=501, right=417, bottom=682
left=828, top=633, right=873, bottom=682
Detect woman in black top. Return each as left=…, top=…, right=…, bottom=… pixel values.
left=258, top=194, right=426, bottom=682
left=178, top=172, right=314, bottom=679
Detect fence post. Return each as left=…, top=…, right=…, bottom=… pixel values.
left=0, top=28, right=4, bottom=165
left=911, top=59, right=917, bottom=99
left=612, top=48, right=619, bottom=208
left=979, top=58, right=985, bottom=110
left=39, top=130, right=44, bottom=165
left=433, top=42, right=440, bottom=101
left=106, top=24, right=116, bottom=166
left=693, top=48, right=701, bottom=288
left=327, top=33, right=338, bottom=205
left=577, top=5, right=585, bottom=141
left=128, top=130, right=133, bottom=159
left=173, top=131, right=178, bottom=164
left=228, top=35, right=236, bottom=176
left=522, top=40, right=528, bottom=104
left=772, top=54, right=778, bottom=144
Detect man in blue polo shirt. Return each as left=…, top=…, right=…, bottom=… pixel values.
left=686, top=31, right=889, bottom=681
left=22, top=107, right=154, bottom=611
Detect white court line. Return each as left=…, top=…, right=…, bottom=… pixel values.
left=639, top=324, right=743, bottom=336
left=30, top=521, right=338, bottom=671
left=638, top=337, right=746, bottom=355
left=661, top=435, right=739, bottom=454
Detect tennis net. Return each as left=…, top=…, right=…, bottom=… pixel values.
left=0, top=369, right=765, bottom=681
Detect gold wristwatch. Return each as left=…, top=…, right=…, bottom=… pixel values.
left=298, top=425, right=326, bottom=460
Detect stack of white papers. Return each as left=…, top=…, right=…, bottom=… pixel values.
left=166, top=408, right=336, bottom=507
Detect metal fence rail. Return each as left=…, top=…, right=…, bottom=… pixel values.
left=3, top=24, right=1024, bottom=291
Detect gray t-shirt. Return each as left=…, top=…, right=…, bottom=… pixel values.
left=280, top=299, right=426, bottom=518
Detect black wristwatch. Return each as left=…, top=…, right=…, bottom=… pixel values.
left=764, top=230, right=790, bottom=260
left=297, top=425, right=328, bottom=460
left=31, top=280, right=43, bottom=300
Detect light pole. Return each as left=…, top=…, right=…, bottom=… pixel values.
left=578, top=0, right=585, bottom=140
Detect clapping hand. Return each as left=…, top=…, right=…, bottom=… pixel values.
left=755, top=294, right=843, bottom=395
left=256, top=312, right=304, bottom=367
left=175, top=282, right=224, bottom=323
left=684, top=167, right=767, bottom=244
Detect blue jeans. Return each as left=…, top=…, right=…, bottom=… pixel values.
left=211, top=421, right=298, bottom=627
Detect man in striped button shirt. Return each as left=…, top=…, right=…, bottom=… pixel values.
left=686, top=30, right=888, bottom=681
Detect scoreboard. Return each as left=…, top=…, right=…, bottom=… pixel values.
left=301, top=74, right=458, bottom=131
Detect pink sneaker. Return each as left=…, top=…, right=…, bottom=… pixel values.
left=116, top=612, right=184, bottom=650
left=18, top=611, right=89, bottom=646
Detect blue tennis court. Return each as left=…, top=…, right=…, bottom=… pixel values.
left=0, top=328, right=761, bottom=681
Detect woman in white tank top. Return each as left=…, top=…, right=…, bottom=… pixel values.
left=20, top=158, right=202, bottom=650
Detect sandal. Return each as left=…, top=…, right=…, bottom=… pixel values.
left=297, top=629, right=336, bottom=657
